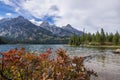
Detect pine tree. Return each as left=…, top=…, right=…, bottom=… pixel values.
left=69, top=34, right=81, bottom=46
left=69, top=35, right=74, bottom=45
left=106, top=32, right=109, bottom=42
left=86, top=33, right=92, bottom=42
left=96, top=31, right=100, bottom=42
left=113, top=31, right=119, bottom=45
left=92, top=33, right=96, bottom=42
left=108, top=33, right=113, bottom=42
left=100, top=28, right=106, bottom=45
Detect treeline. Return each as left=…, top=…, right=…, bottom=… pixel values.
left=0, top=36, right=68, bottom=44
left=69, top=28, right=120, bottom=46
left=0, top=37, right=5, bottom=44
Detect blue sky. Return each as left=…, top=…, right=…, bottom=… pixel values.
left=0, top=0, right=120, bottom=33
left=0, top=1, right=17, bottom=18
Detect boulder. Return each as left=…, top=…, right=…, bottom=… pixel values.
left=113, top=49, right=120, bottom=54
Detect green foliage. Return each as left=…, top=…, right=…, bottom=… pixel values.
left=69, top=34, right=81, bottom=46
left=0, top=37, right=5, bottom=44
left=69, top=28, right=120, bottom=46
left=99, top=28, right=106, bottom=44
left=107, top=33, right=114, bottom=42
left=113, top=31, right=119, bottom=45
left=86, top=33, right=92, bottom=42
left=92, top=33, right=96, bottom=42
left=96, top=31, right=100, bottom=42
left=0, top=36, right=69, bottom=44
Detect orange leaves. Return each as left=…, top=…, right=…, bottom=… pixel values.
left=39, top=53, right=49, bottom=60
left=23, top=53, right=35, bottom=60
left=56, top=48, right=67, bottom=57
left=39, top=48, right=52, bottom=60
left=46, top=48, right=52, bottom=54
left=0, top=48, right=97, bottom=80
left=8, top=49, right=16, bottom=54
left=72, top=56, right=84, bottom=66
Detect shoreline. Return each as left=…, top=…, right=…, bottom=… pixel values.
left=83, top=44, right=120, bottom=49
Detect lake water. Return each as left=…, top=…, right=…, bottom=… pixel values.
left=0, top=44, right=120, bottom=80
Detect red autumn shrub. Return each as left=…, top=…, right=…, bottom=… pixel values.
left=0, top=48, right=97, bottom=80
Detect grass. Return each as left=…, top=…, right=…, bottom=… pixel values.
left=81, top=42, right=120, bottom=49
left=84, top=45, right=120, bottom=49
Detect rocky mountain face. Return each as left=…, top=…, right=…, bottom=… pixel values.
left=40, top=21, right=83, bottom=37
left=0, top=16, right=83, bottom=43
left=62, top=24, right=83, bottom=35
left=0, top=16, right=53, bottom=43
left=40, top=21, right=74, bottom=37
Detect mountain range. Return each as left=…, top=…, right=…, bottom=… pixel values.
left=0, top=16, right=83, bottom=44
left=40, top=21, right=83, bottom=36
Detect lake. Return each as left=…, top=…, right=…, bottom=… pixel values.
left=0, top=44, right=120, bottom=80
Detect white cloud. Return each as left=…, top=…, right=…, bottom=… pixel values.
left=30, top=19, right=42, bottom=26
left=0, top=17, right=3, bottom=20
left=6, top=13, right=12, bottom=16
left=15, top=7, right=20, bottom=12
left=2, top=0, right=120, bottom=33
left=1, top=0, right=11, bottom=4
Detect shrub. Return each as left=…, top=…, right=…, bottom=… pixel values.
left=0, top=48, right=97, bottom=80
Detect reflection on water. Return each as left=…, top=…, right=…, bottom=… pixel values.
left=85, top=50, right=120, bottom=80
left=0, top=44, right=120, bottom=80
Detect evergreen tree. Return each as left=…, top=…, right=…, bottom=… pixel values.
left=86, top=33, right=92, bottom=42
left=69, top=34, right=81, bottom=46
left=113, top=31, right=119, bottom=45
left=105, top=32, right=109, bottom=42
left=68, top=28, right=119, bottom=46
left=96, top=31, right=100, bottom=42
left=100, top=28, right=105, bottom=44
left=0, top=37, right=5, bottom=44
left=108, top=33, right=113, bottom=42
left=69, top=35, right=74, bottom=45
left=92, top=33, right=96, bottom=42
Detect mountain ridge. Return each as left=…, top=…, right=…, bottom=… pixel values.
left=39, top=21, right=83, bottom=36
left=0, top=16, right=83, bottom=44
left=62, top=24, right=83, bottom=35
